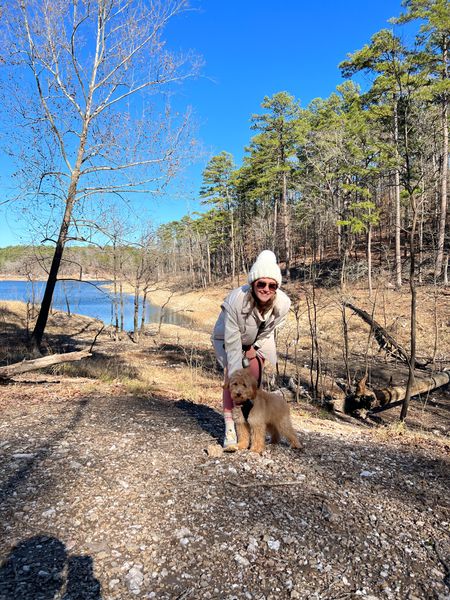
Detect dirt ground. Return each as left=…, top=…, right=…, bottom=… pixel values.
left=0, top=281, right=449, bottom=600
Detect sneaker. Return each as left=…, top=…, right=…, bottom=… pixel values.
left=223, top=429, right=238, bottom=452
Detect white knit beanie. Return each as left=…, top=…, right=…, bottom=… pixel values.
left=248, top=250, right=282, bottom=287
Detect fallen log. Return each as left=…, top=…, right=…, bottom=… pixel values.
left=344, top=302, right=429, bottom=369
left=371, top=371, right=450, bottom=406
left=328, top=368, right=450, bottom=415
left=0, top=350, right=92, bottom=381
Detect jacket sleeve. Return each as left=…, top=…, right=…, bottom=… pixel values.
left=223, top=303, right=245, bottom=375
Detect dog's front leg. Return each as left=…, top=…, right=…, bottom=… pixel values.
left=248, top=414, right=266, bottom=454
left=232, top=407, right=250, bottom=450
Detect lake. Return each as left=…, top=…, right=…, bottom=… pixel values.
left=0, top=280, right=194, bottom=331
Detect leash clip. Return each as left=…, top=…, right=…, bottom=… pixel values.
left=242, top=356, right=250, bottom=368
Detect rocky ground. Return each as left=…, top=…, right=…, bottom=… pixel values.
left=0, top=372, right=449, bottom=599
left=0, top=283, right=449, bottom=600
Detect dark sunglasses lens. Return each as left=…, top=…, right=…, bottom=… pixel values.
left=256, top=281, right=277, bottom=291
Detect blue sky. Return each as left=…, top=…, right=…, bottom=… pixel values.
left=0, top=0, right=410, bottom=247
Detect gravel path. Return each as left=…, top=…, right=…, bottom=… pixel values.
left=0, top=380, right=449, bottom=600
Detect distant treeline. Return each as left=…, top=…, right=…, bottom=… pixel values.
left=0, top=245, right=118, bottom=279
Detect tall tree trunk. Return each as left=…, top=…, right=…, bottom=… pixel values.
left=272, top=195, right=278, bottom=249
left=133, top=282, right=140, bottom=343
left=367, top=224, right=372, bottom=298
left=113, top=241, right=119, bottom=339
left=31, top=192, right=76, bottom=350
left=120, top=282, right=124, bottom=333
left=443, top=254, right=449, bottom=286
left=140, top=288, right=148, bottom=334
left=400, top=198, right=417, bottom=421
left=435, top=47, right=448, bottom=280
left=226, top=186, right=236, bottom=286
left=206, top=238, right=211, bottom=284
left=230, top=206, right=236, bottom=285
left=394, top=101, right=402, bottom=289
left=282, top=172, right=291, bottom=279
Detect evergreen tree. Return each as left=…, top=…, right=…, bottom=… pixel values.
left=200, top=152, right=237, bottom=283
left=250, top=92, right=302, bottom=278
left=394, top=0, right=450, bottom=281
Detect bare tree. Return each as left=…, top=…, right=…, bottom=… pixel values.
left=1, top=0, right=198, bottom=349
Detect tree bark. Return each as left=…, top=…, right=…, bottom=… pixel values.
left=367, top=223, right=372, bottom=298
left=30, top=196, right=75, bottom=350
left=394, top=100, right=402, bottom=289
left=400, top=195, right=418, bottom=421
left=282, top=171, right=291, bottom=279
left=435, top=41, right=449, bottom=280
left=373, top=371, right=450, bottom=407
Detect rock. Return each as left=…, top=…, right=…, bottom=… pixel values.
left=234, top=553, right=250, bottom=567
left=109, top=579, right=120, bottom=590
left=267, top=539, right=280, bottom=551
left=174, top=527, right=192, bottom=539
left=360, top=470, right=377, bottom=477
left=125, top=566, right=144, bottom=595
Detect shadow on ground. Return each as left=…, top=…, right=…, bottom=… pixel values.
left=175, top=398, right=224, bottom=443
left=0, top=535, right=101, bottom=600
left=0, top=398, right=91, bottom=504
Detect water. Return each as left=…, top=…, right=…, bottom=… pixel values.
left=0, top=280, right=194, bottom=331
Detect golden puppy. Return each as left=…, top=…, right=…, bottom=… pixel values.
left=227, top=368, right=301, bottom=454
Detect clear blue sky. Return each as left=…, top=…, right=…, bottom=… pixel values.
left=0, top=0, right=410, bottom=247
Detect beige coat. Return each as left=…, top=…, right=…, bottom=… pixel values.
left=212, top=285, right=291, bottom=375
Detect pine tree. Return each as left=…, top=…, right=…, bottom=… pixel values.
left=393, top=0, right=450, bottom=281
left=200, top=152, right=237, bottom=284
left=250, top=92, right=302, bottom=278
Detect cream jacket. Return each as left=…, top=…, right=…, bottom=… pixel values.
left=212, top=284, right=291, bottom=375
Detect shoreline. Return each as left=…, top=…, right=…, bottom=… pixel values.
left=0, top=276, right=230, bottom=330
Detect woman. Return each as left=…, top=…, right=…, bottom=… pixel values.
left=212, top=250, right=291, bottom=450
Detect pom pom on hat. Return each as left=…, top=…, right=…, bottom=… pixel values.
left=248, top=250, right=282, bottom=287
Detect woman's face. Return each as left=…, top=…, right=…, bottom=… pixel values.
left=253, top=278, right=278, bottom=304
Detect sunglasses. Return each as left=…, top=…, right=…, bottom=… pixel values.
left=255, top=281, right=278, bottom=291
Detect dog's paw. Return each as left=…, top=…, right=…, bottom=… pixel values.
left=291, top=441, right=304, bottom=451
